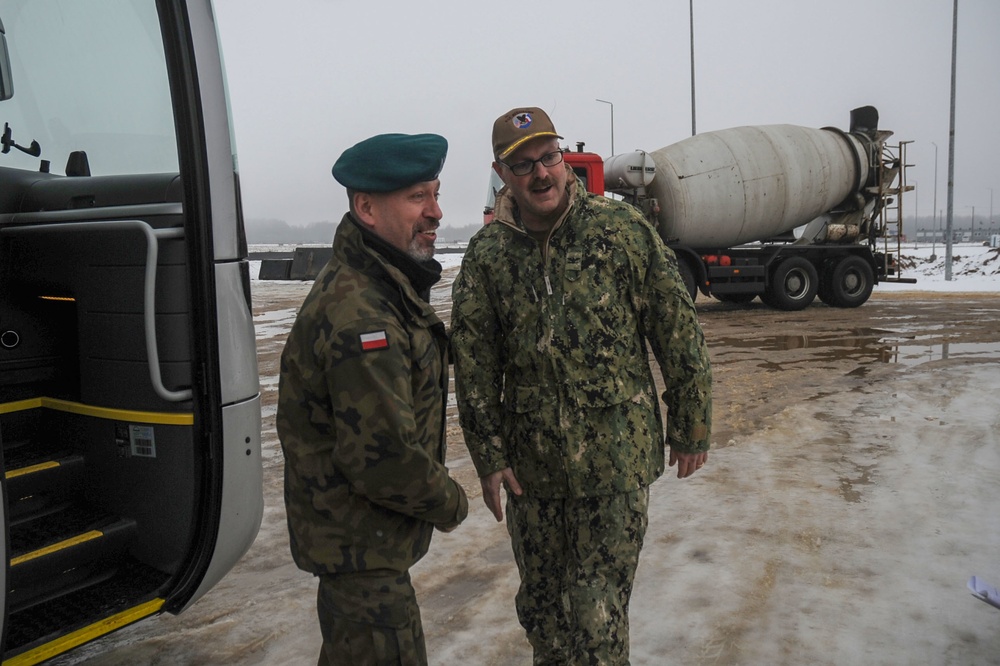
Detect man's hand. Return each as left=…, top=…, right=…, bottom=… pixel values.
left=480, top=467, right=523, bottom=522
left=669, top=448, right=708, bottom=479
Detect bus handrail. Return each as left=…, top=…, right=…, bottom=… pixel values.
left=1, top=219, right=193, bottom=402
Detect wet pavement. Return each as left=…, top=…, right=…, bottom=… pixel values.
left=52, top=284, right=1000, bottom=665
left=691, top=292, right=1000, bottom=450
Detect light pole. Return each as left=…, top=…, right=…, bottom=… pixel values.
left=596, top=98, right=614, bottom=156
left=945, top=0, right=958, bottom=280
left=990, top=187, right=994, bottom=228
left=931, top=142, right=939, bottom=260
left=690, top=0, right=697, bottom=136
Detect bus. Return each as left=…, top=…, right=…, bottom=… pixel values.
left=0, top=1, right=262, bottom=662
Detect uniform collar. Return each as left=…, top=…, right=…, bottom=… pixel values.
left=341, top=214, right=443, bottom=301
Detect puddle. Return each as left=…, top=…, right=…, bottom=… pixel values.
left=891, top=341, right=1000, bottom=366
left=714, top=329, right=1000, bottom=368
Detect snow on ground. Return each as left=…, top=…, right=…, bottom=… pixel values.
left=880, top=242, right=1000, bottom=292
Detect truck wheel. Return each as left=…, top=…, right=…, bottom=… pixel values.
left=817, top=263, right=836, bottom=306
left=765, top=256, right=818, bottom=310
left=827, top=255, right=874, bottom=308
left=677, top=259, right=697, bottom=303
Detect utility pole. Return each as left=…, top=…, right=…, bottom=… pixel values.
left=945, top=0, right=958, bottom=280
left=690, top=0, right=697, bottom=136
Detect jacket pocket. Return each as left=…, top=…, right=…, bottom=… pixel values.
left=505, top=384, right=543, bottom=414
left=568, top=375, right=645, bottom=409
left=359, top=500, right=432, bottom=566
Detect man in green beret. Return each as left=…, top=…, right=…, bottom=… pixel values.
left=277, top=132, right=468, bottom=665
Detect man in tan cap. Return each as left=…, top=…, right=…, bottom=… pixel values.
left=451, top=108, right=713, bottom=664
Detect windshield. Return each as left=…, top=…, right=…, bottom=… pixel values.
left=0, top=0, right=177, bottom=176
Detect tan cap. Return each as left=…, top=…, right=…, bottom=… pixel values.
left=492, top=107, right=563, bottom=160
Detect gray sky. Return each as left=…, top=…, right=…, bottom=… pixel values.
left=214, top=0, right=1000, bottom=235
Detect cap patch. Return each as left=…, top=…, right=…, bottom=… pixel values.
left=492, top=107, right=562, bottom=161
left=513, top=113, right=533, bottom=130
left=360, top=330, right=389, bottom=352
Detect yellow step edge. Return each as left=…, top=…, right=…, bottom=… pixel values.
left=0, top=396, right=192, bottom=425
left=2, top=598, right=166, bottom=666
left=10, top=530, right=105, bottom=567
left=5, top=460, right=60, bottom=480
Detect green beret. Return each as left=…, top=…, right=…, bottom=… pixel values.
left=332, top=133, right=447, bottom=192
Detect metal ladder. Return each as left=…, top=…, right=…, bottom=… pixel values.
left=875, top=139, right=916, bottom=282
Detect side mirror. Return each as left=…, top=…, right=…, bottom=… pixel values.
left=0, top=18, right=13, bottom=101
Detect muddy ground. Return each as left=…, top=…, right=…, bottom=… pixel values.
left=55, top=273, right=1000, bottom=665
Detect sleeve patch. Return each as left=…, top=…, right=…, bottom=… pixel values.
left=359, top=330, right=389, bottom=352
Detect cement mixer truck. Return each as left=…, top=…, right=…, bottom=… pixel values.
left=485, top=106, right=914, bottom=309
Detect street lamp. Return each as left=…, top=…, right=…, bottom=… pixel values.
left=931, top=142, right=939, bottom=260
left=690, top=0, right=697, bottom=136
left=945, top=0, right=958, bottom=280
left=595, top=98, right=614, bottom=156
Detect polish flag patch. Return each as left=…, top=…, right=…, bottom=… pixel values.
left=359, top=330, right=389, bottom=352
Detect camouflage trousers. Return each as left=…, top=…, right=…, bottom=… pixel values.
left=506, top=487, right=649, bottom=666
left=316, top=569, right=427, bottom=666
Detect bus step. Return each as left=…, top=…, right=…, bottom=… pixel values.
left=2, top=559, right=170, bottom=660
left=8, top=510, right=138, bottom=613
left=5, top=451, right=86, bottom=523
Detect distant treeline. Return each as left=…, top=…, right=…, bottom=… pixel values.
left=245, top=214, right=994, bottom=245
left=913, top=214, right=996, bottom=230
left=245, top=218, right=483, bottom=244
left=244, top=219, right=334, bottom=244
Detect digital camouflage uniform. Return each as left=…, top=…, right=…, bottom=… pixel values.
left=278, top=214, right=468, bottom=666
left=451, top=170, right=711, bottom=665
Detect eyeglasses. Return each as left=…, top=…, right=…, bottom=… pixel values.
left=501, top=150, right=564, bottom=177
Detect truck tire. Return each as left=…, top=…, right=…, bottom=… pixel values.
left=826, top=255, right=874, bottom=308
left=817, top=262, right=836, bottom=306
left=764, top=256, right=818, bottom=310
left=677, top=258, right=697, bottom=303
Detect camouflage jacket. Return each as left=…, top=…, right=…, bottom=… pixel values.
left=451, top=171, right=712, bottom=498
left=277, top=215, right=468, bottom=575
